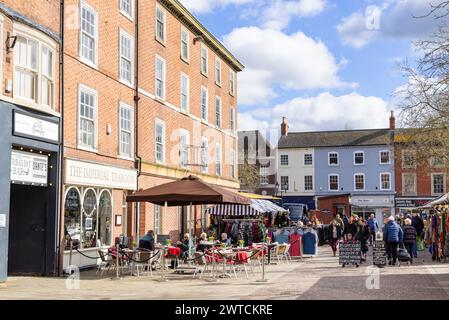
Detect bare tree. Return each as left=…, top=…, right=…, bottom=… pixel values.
left=398, top=19, right=449, bottom=167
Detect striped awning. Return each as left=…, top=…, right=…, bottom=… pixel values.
left=204, top=199, right=287, bottom=216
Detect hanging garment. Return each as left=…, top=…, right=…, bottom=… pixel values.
left=289, top=233, right=301, bottom=257
left=302, top=230, right=318, bottom=255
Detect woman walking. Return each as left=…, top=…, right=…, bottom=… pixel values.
left=328, top=220, right=343, bottom=257
left=403, top=218, right=417, bottom=264
left=357, top=219, right=370, bottom=261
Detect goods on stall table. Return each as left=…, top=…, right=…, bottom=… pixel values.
left=339, top=240, right=361, bottom=267
left=372, top=241, right=387, bottom=267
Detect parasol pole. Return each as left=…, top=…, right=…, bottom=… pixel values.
left=189, top=202, right=193, bottom=260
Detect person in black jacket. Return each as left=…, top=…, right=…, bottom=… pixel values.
left=356, top=219, right=371, bottom=261
left=343, top=216, right=357, bottom=240
left=139, top=230, right=155, bottom=251
left=402, top=218, right=417, bottom=264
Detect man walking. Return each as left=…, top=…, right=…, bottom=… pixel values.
left=384, top=216, right=403, bottom=266
left=367, top=214, right=379, bottom=245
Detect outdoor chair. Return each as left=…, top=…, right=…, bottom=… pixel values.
left=96, top=250, right=116, bottom=276
left=193, top=251, right=212, bottom=279
left=233, top=252, right=253, bottom=279
left=270, top=244, right=280, bottom=263
left=135, top=251, right=154, bottom=277
left=277, top=244, right=291, bottom=264
left=250, top=248, right=263, bottom=270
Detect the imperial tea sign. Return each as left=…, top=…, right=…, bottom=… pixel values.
left=11, top=150, right=48, bottom=186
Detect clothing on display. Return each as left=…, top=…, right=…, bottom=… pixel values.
left=302, top=228, right=318, bottom=255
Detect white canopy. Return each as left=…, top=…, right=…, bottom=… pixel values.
left=421, top=193, right=449, bottom=208
left=204, top=199, right=287, bottom=216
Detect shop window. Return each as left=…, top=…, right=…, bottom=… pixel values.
left=82, top=189, right=97, bottom=248
left=98, top=191, right=112, bottom=247
left=64, top=188, right=81, bottom=250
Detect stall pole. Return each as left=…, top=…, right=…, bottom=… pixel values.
left=257, top=230, right=268, bottom=283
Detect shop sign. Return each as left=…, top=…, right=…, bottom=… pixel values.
left=10, top=150, right=48, bottom=186
left=14, top=112, right=59, bottom=143
left=395, top=198, right=433, bottom=208
left=66, top=159, right=137, bottom=190
left=351, top=196, right=394, bottom=207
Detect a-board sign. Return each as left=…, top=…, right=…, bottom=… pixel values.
left=339, top=240, right=361, bottom=266
left=373, top=241, right=387, bottom=266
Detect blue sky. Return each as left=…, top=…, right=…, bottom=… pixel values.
left=179, top=0, right=448, bottom=138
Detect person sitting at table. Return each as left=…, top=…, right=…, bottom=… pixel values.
left=221, top=233, right=232, bottom=246
left=176, top=233, right=191, bottom=260
left=139, top=230, right=155, bottom=251
left=196, top=232, right=208, bottom=252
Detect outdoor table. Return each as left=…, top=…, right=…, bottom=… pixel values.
left=214, top=249, right=234, bottom=278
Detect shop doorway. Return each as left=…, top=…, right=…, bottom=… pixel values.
left=8, top=184, right=47, bottom=275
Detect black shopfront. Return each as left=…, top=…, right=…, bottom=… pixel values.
left=0, top=102, right=60, bottom=281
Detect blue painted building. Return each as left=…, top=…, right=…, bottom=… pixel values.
left=278, top=118, right=396, bottom=224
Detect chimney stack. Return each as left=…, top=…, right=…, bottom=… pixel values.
left=281, top=117, right=289, bottom=136
left=389, top=111, right=395, bottom=130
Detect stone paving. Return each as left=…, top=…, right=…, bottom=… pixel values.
left=1, top=246, right=449, bottom=300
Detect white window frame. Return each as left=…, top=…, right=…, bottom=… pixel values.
left=215, top=143, right=222, bottom=176
left=230, top=107, right=235, bottom=131
left=201, top=86, right=208, bottom=121
left=155, top=119, right=166, bottom=164
left=180, top=73, right=189, bottom=113
left=354, top=173, right=365, bottom=191
left=77, top=84, right=98, bottom=152
left=304, top=154, right=313, bottom=166
left=280, top=155, right=289, bottom=166
left=328, top=152, right=339, bottom=166
left=402, top=173, right=417, bottom=196
left=380, top=172, right=391, bottom=191
left=304, top=175, right=313, bottom=191
left=280, top=176, right=289, bottom=191
left=180, top=27, right=189, bottom=62
left=13, top=23, right=57, bottom=111
left=119, top=29, right=134, bottom=86
left=215, top=96, right=222, bottom=128
left=155, top=4, right=166, bottom=45
left=215, top=58, right=222, bottom=86
left=328, top=174, right=339, bottom=192
left=229, top=69, right=235, bottom=96
left=201, top=136, right=209, bottom=174
left=260, top=165, right=269, bottom=185
left=230, top=149, right=235, bottom=179
left=354, top=151, right=365, bottom=166
left=432, top=173, right=446, bottom=196
left=79, top=0, right=98, bottom=68
left=119, top=0, right=134, bottom=21
left=155, top=55, right=166, bottom=100
left=179, top=129, right=190, bottom=169
left=201, top=45, right=208, bottom=76
left=118, top=101, right=134, bottom=159
left=402, top=150, right=416, bottom=169
left=260, top=175, right=269, bottom=185
left=379, top=150, right=391, bottom=165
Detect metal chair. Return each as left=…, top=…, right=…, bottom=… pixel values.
left=277, top=244, right=291, bottom=264
left=96, top=250, right=116, bottom=276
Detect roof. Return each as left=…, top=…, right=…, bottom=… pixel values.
left=165, top=0, right=244, bottom=72
left=278, top=129, right=392, bottom=149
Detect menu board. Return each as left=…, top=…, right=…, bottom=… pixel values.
left=339, top=240, right=361, bottom=266
left=373, top=241, right=387, bottom=266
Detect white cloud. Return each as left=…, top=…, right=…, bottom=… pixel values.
left=262, top=0, right=327, bottom=30
left=224, top=27, right=356, bottom=106
left=238, top=92, right=392, bottom=133
left=337, top=0, right=449, bottom=48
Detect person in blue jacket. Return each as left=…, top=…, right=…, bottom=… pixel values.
left=367, top=214, right=379, bottom=245
left=384, top=216, right=403, bottom=266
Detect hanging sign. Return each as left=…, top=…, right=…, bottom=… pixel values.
left=10, top=150, right=48, bottom=186
left=14, top=111, right=59, bottom=143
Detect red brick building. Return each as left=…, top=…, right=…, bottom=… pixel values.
left=59, top=0, right=243, bottom=269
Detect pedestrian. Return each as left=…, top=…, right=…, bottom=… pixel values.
left=343, top=215, right=357, bottom=240
left=367, top=213, right=379, bottom=246
left=334, top=214, right=344, bottom=229
left=327, top=220, right=343, bottom=257
left=402, top=218, right=417, bottom=264
left=356, top=218, right=370, bottom=261
left=384, top=216, right=403, bottom=266
left=411, top=212, right=424, bottom=257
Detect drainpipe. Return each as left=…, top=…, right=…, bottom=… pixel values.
left=56, top=0, right=65, bottom=276
left=133, top=0, right=141, bottom=245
